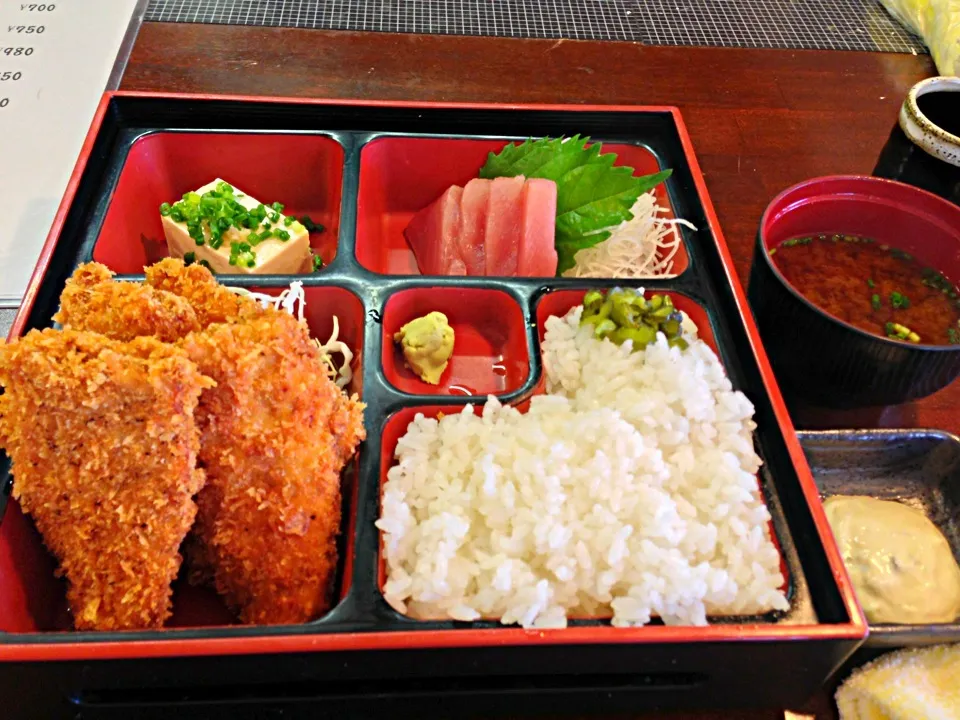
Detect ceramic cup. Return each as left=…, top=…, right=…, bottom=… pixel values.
left=873, top=76, right=960, bottom=205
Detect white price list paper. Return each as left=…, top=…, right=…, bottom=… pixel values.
left=0, top=0, right=142, bottom=306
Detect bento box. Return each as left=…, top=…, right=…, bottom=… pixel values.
left=0, top=93, right=865, bottom=718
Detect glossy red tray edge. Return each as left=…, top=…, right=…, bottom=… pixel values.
left=1, top=91, right=866, bottom=662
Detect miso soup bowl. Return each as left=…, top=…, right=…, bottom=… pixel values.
left=748, top=176, right=960, bottom=409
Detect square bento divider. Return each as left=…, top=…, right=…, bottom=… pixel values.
left=381, top=286, right=530, bottom=397
left=355, top=135, right=689, bottom=277
left=0, top=280, right=367, bottom=634
left=93, top=132, right=345, bottom=275
left=0, top=92, right=865, bottom=716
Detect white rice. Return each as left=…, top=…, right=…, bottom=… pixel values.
left=377, top=304, right=789, bottom=628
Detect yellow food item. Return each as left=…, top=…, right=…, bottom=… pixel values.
left=878, top=0, right=960, bottom=76
left=835, top=644, right=960, bottom=720
left=394, top=312, right=454, bottom=385
left=824, top=495, right=960, bottom=625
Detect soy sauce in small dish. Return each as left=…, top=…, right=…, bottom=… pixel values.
left=917, top=90, right=960, bottom=137
left=769, top=234, right=960, bottom=345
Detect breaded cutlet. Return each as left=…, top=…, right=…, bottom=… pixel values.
left=54, top=262, right=201, bottom=342
left=0, top=329, right=213, bottom=631
left=179, top=310, right=365, bottom=625
left=145, top=258, right=263, bottom=327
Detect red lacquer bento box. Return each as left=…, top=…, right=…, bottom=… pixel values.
left=0, top=93, right=866, bottom=718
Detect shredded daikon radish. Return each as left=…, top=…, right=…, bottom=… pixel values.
left=563, top=191, right=696, bottom=279
left=227, top=282, right=354, bottom=388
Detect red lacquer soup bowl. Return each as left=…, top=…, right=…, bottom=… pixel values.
left=748, top=175, right=960, bottom=409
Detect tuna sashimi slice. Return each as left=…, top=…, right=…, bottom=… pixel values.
left=484, top=176, right=525, bottom=276
left=458, top=179, right=491, bottom=276
left=403, top=186, right=467, bottom=276
left=517, top=178, right=558, bottom=277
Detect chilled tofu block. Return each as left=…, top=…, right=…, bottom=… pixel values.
left=161, top=179, right=312, bottom=274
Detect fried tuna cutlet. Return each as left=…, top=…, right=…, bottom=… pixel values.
left=145, top=258, right=263, bottom=327
left=54, top=262, right=201, bottom=342
left=0, top=329, right=214, bottom=631
left=179, top=310, right=365, bottom=625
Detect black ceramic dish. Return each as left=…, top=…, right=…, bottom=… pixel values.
left=800, top=428, right=960, bottom=684
left=874, top=76, right=960, bottom=206
left=0, top=94, right=864, bottom=718
left=802, top=427, right=960, bottom=649
left=748, top=175, right=960, bottom=409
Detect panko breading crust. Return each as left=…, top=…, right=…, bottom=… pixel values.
left=179, top=310, right=365, bottom=625
left=5, top=258, right=364, bottom=628
left=0, top=330, right=213, bottom=631
left=145, top=258, right=263, bottom=327
left=54, top=262, right=201, bottom=342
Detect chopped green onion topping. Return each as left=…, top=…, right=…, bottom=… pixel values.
left=183, top=251, right=196, bottom=265
left=299, top=215, right=325, bottom=233
left=161, top=186, right=294, bottom=269
left=890, top=291, right=910, bottom=309
left=283, top=215, right=295, bottom=227
left=228, top=240, right=257, bottom=269
left=276, top=229, right=290, bottom=241
left=867, top=278, right=875, bottom=289
left=312, top=252, right=323, bottom=272
left=871, top=294, right=881, bottom=311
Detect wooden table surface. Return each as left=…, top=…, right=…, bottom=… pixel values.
left=121, top=22, right=948, bottom=719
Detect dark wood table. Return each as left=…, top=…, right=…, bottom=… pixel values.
left=121, top=23, right=948, bottom=719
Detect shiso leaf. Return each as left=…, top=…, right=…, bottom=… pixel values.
left=479, top=137, right=673, bottom=274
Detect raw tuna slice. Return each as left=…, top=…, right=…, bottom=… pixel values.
left=484, top=176, right=526, bottom=276
left=403, top=185, right=467, bottom=276
left=457, top=179, right=491, bottom=276
left=517, top=178, right=558, bottom=277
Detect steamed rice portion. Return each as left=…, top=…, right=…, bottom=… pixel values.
left=377, top=304, right=789, bottom=628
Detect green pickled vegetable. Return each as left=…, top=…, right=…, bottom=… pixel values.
left=578, top=288, right=687, bottom=351
left=610, top=324, right=658, bottom=346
